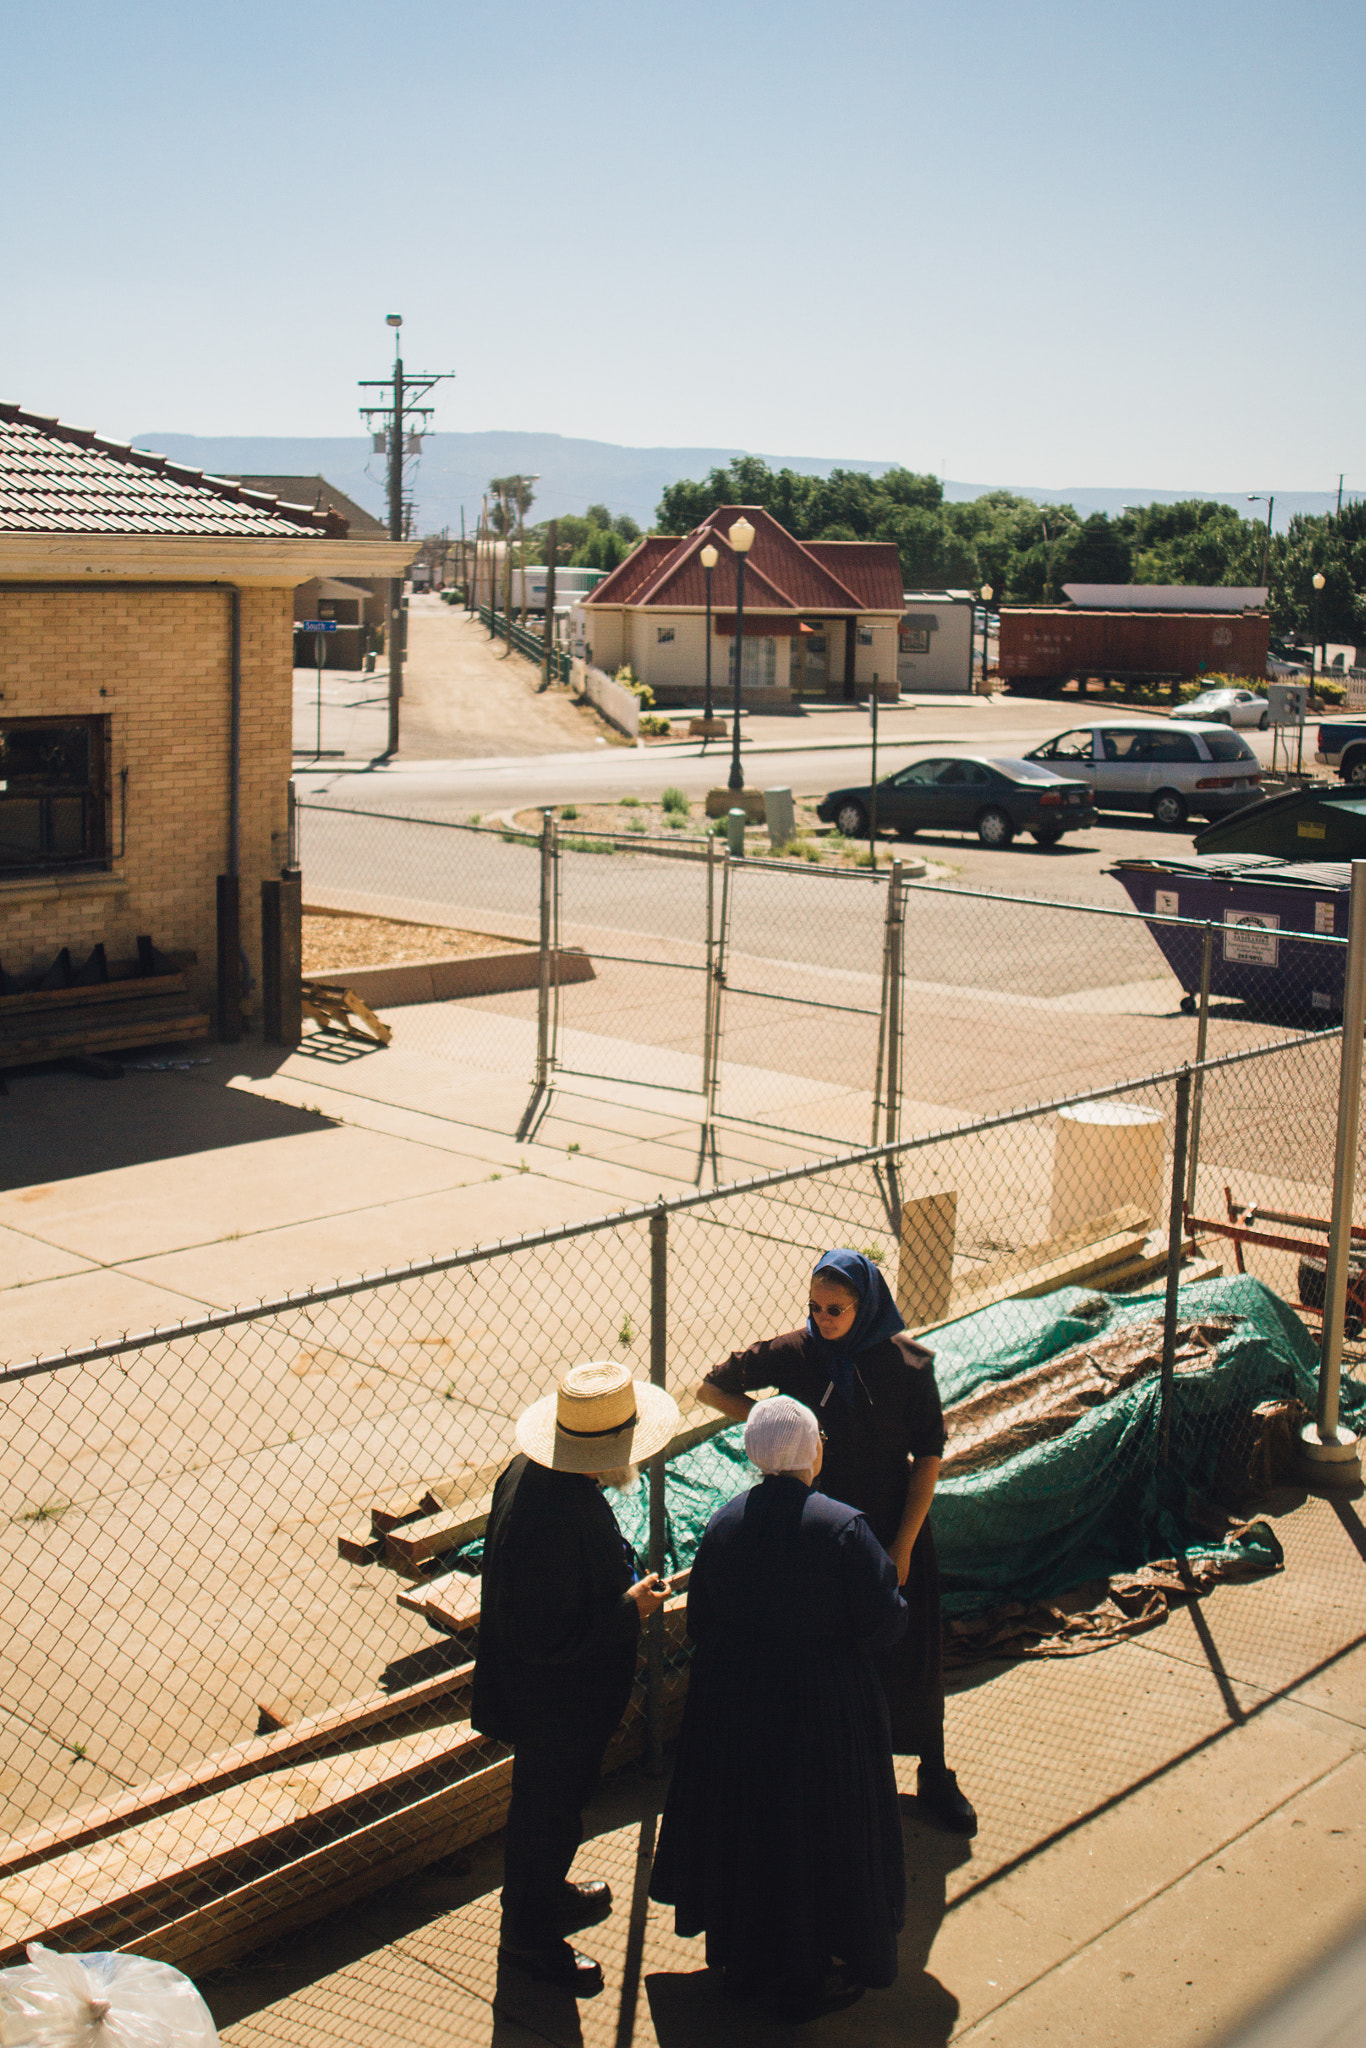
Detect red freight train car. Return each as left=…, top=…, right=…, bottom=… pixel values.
left=997, top=607, right=1269, bottom=689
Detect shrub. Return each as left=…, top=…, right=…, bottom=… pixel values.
left=560, top=803, right=578, bottom=820
left=661, top=786, right=689, bottom=815
left=640, top=714, right=672, bottom=736
left=618, top=795, right=641, bottom=808
left=614, top=664, right=655, bottom=709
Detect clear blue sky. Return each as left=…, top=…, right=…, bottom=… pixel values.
left=4, top=0, right=1362, bottom=493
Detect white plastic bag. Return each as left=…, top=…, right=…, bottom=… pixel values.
left=0, top=1946, right=219, bottom=2048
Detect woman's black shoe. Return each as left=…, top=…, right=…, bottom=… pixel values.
left=498, top=1940, right=604, bottom=1995
left=557, top=1880, right=612, bottom=1932
left=772, top=1967, right=865, bottom=2021
left=916, top=1764, right=978, bottom=1836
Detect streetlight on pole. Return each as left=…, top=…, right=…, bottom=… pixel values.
left=1312, top=570, right=1326, bottom=678
left=979, top=584, right=993, bottom=693
left=726, top=516, right=755, bottom=793
left=700, top=542, right=718, bottom=733
left=1248, top=495, right=1275, bottom=587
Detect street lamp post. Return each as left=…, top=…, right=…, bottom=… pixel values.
left=1248, top=495, right=1275, bottom=588
left=726, top=516, right=755, bottom=793
left=700, top=542, right=718, bottom=729
left=979, top=583, right=993, bottom=692
left=1312, top=569, right=1326, bottom=679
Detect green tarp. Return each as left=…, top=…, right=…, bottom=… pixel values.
left=463, top=1277, right=1361, bottom=1626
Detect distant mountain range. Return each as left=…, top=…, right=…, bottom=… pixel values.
left=134, top=428, right=1344, bottom=537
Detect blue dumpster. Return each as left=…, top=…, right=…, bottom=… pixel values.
left=1109, top=855, right=1349, bottom=1017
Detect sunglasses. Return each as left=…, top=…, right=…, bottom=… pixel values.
left=808, top=1300, right=855, bottom=1320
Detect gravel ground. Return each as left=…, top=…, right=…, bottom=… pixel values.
left=509, top=793, right=910, bottom=865
left=302, top=913, right=523, bottom=972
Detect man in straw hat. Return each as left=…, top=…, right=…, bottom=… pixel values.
left=473, top=1358, right=678, bottom=1994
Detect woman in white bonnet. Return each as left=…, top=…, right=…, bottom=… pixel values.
left=649, top=1395, right=907, bottom=2021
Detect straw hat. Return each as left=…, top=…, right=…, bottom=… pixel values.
left=516, top=1359, right=680, bottom=1473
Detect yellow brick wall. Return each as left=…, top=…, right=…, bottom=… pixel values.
left=0, top=586, right=293, bottom=1021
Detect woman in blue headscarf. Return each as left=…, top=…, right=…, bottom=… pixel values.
left=697, top=1248, right=976, bottom=1836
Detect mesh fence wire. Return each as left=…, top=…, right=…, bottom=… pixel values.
left=1, top=1025, right=1361, bottom=1964
left=296, top=801, right=1347, bottom=1159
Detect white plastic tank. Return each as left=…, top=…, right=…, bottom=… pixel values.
left=1050, top=1101, right=1166, bottom=1240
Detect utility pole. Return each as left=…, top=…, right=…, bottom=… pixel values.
left=359, top=314, right=454, bottom=755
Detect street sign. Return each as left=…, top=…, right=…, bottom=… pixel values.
left=299, top=619, right=338, bottom=632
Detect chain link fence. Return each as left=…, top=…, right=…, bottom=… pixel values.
left=1, top=1018, right=1360, bottom=1970
left=295, top=801, right=1348, bottom=1157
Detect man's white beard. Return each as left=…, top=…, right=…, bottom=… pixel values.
left=597, top=1465, right=638, bottom=1492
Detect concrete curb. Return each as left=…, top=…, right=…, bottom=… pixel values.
left=302, top=904, right=595, bottom=1007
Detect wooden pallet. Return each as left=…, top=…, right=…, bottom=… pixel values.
left=300, top=979, right=392, bottom=1047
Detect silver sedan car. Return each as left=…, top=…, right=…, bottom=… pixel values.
left=1171, top=686, right=1269, bottom=729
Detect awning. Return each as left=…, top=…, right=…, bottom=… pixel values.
left=715, top=613, right=805, bottom=637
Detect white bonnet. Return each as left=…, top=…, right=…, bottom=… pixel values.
left=744, top=1395, right=820, bottom=1475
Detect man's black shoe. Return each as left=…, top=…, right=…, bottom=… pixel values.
left=772, top=1966, right=865, bottom=2022
left=557, top=1880, right=612, bottom=1932
left=498, top=1940, right=604, bottom=1995
left=916, top=1764, right=978, bottom=1836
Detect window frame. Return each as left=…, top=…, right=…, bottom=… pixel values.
left=0, top=714, right=111, bottom=876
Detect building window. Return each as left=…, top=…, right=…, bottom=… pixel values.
left=656, top=626, right=675, bottom=644
left=740, top=637, right=777, bottom=688
left=858, top=627, right=874, bottom=646
left=0, top=717, right=109, bottom=873
left=901, top=627, right=931, bottom=655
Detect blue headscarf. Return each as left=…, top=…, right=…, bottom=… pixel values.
left=806, top=1248, right=905, bottom=1404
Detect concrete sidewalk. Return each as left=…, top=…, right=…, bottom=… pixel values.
left=205, top=1487, right=1366, bottom=2048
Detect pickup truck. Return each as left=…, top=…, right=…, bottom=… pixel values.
left=1314, top=720, right=1366, bottom=784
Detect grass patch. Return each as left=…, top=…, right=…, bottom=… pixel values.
left=618, top=795, right=641, bottom=808
left=17, top=1499, right=72, bottom=1524
left=560, top=803, right=578, bottom=820
left=560, top=834, right=616, bottom=855
left=661, top=786, right=689, bottom=815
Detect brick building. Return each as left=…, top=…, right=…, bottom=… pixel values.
left=579, top=507, right=906, bottom=706
left=0, top=406, right=412, bottom=1032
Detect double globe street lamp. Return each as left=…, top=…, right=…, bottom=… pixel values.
left=726, top=516, right=755, bottom=792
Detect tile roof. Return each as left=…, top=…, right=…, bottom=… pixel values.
left=804, top=541, right=907, bottom=612
left=0, top=406, right=345, bottom=538
left=230, top=474, right=387, bottom=537
left=584, top=507, right=903, bottom=614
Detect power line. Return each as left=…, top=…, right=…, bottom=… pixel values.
left=358, top=313, right=455, bottom=754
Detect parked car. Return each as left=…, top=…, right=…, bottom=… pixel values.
left=1025, top=719, right=1264, bottom=828
left=816, top=755, right=1096, bottom=848
left=1171, top=686, right=1270, bottom=729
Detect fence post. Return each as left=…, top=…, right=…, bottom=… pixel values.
left=707, top=854, right=733, bottom=1126
left=701, top=835, right=717, bottom=1104
left=884, top=859, right=905, bottom=1148
left=1184, top=923, right=1215, bottom=1212
left=1159, top=1068, right=1193, bottom=1465
left=1301, top=859, right=1366, bottom=1485
left=535, top=810, right=556, bottom=1090
left=646, top=1204, right=669, bottom=1775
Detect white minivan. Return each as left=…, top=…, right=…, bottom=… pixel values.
left=1026, top=720, right=1264, bottom=827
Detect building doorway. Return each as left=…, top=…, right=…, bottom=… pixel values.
left=790, top=624, right=829, bottom=698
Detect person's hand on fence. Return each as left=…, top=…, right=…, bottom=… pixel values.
left=628, top=1573, right=669, bottom=1618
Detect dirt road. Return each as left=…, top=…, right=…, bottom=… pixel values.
left=400, top=596, right=620, bottom=757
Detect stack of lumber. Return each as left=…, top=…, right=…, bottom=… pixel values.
left=0, top=941, right=206, bottom=1071
left=0, top=1601, right=690, bottom=1978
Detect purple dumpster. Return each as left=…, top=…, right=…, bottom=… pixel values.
left=1109, top=854, right=1349, bottom=1018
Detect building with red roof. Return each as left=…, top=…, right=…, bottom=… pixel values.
left=580, top=507, right=905, bottom=706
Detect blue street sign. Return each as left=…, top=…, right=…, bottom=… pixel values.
left=299, top=619, right=339, bottom=631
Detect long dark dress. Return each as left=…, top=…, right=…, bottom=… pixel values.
left=650, top=1475, right=908, bottom=1990
left=703, top=1328, right=946, bottom=1756
left=472, top=1455, right=640, bottom=1944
